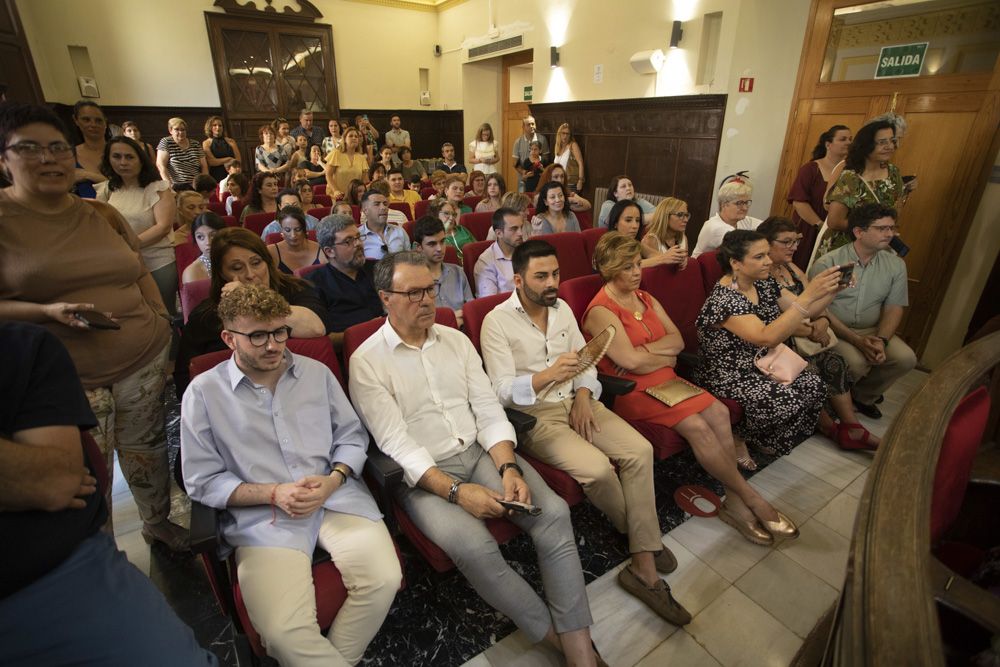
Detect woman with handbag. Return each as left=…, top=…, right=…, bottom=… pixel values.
left=759, top=218, right=879, bottom=450
left=695, top=230, right=843, bottom=461
left=583, top=233, right=797, bottom=546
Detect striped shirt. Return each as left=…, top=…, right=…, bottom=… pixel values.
left=156, top=137, right=204, bottom=186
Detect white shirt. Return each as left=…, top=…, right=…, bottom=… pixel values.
left=480, top=291, right=602, bottom=408
left=349, top=321, right=517, bottom=488
left=691, top=213, right=762, bottom=257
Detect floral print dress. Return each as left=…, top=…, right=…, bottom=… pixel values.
left=816, top=163, right=903, bottom=257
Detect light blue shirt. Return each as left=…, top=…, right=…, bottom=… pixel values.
left=181, top=351, right=380, bottom=557
left=474, top=241, right=515, bottom=297
left=359, top=222, right=410, bottom=260
left=435, top=262, right=473, bottom=311
left=260, top=214, right=320, bottom=240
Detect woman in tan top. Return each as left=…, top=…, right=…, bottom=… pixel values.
left=0, top=102, right=187, bottom=551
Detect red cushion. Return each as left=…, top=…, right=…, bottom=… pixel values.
left=388, top=202, right=413, bottom=221
left=402, top=221, right=415, bottom=242
left=414, top=199, right=431, bottom=219
left=221, top=215, right=239, bottom=227
left=350, top=205, right=361, bottom=224
left=581, top=227, right=606, bottom=263
left=558, top=273, right=604, bottom=325
left=207, top=201, right=227, bottom=216
left=180, top=279, right=211, bottom=323
left=419, top=187, right=436, bottom=200
left=174, top=243, right=202, bottom=283
left=462, top=240, right=493, bottom=290
left=307, top=206, right=331, bottom=219
left=460, top=211, right=493, bottom=242
left=640, top=262, right=707, bottom=355
left=312, top=184, right=326, bottom=196
left=698, top=251, right=723, bottom=295
left=229, top=200, right=245, bottom=221
left=530, top=233, right=592, bottom=282
left=312, top=195, right=333, bottom=207
left=242, top=212, right=274, bottom=236
left=575, top=209, right=593, bottom=230
left=463, top=195, right=483, bottom=210
left=462, top=292, right=510, bottom=353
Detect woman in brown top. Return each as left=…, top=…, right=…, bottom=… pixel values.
left=0, top=102, right=187, bottom=551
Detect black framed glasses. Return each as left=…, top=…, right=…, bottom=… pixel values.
left=669, top=212, right=692, bottom=220
left=382, top=284, right=440, bottom=302
left=331, top=234, right=364, bottom=248
left=226, top=326, right=292, bottom=347
left=4, top=141, right=74, bottom=161
left=775, top=236, right=803, bottom=248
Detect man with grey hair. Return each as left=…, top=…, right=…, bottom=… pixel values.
left=312, top=215, right=383, bottom=346
left=692, top=172, right=762, bottom=257
left=350, top=251, right=607, bottom=667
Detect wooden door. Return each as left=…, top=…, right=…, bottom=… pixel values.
left=502, top=51, right=533, bottom=191
left=0, top=0, right=43, bottom=103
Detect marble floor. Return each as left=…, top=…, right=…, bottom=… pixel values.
left=111, top=370, right=927, bottom=667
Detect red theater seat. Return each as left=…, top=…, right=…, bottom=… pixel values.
left=530, top=232, right=592, bottom=282
left=698, top=251, right=723, bottom=294
left=463, top=195, right=482, bottom=210
left=581, top=227, right=607, bottom=264
left=460, top=211, right=493, bottom=241
left=388, top=202, right=413, bottom=220
left=414, top=199, right=431, bottom=219
left=307, top=206, right=331, bottom=219
left=241, top=212, right=273, bottom=236
left=462, top=240, right=493, bottom=290
left=180, top=279, right=210, bottom=323
left=312, top=194, right=333, bottom=207
left=575, top=209, right=593, bottom=230
left=174, top=243, right=202, bottom=283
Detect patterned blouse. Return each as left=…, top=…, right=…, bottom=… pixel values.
left=818, top=163, right=903, bottom=256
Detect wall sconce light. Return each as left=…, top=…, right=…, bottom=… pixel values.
left=550, top=46, right=560, bottom=69
left=669, top=20, right=683, bottom=49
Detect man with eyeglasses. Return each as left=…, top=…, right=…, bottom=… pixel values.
left=182, top=283, right=400, bottom=666
left=312, top=214, right=384, bottom=347
left=359, top=188, right=409, bottom=260
left=692, top=173, right=762, bottom=257
left=810, top=203, right=916, bottom=419
left=349, top=251, right=609, bottom=667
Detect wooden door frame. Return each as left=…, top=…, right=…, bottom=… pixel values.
left=501, top=49, right=534, bottom=189
left=771, top=0, right=1000, bottom=356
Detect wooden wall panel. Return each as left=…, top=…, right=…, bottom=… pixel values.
left=339, top=108, right=464, bottom=162
left=0, top=0, right=44, bottom=103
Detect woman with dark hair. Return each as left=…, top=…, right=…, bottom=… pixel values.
left=786, top=125, right=851, bottom=268
left=475, top=173, right=506, bottom=212
left=267, top=207, right=324, bottom=275
left=813, top=120, right=903, bottom=262
left=368, top=162, right=388, bottom=183
left=96, top=136, right=178, bottom=316
left=346, top=178, right=366, bottom=207
left=240, top=171, right=279, bottom=222
left=122, top=120, right=155, bottom=162
left=181, top=212, right=228, bottom=284
left=254, top=123, right=289, bottom=179
left=535, top=162, right=592, bottom=211
left=156, top=117, right=208, bottom=190
left=398, top=145, right=427, bottom=182
left=0, top=101, right=185, bottom=550
left=694, top=229, right=844, bottom=458
left=224, top=171, right=250, bottom=216
left=175, top=226, right=329, bottom=395
left=598, top=175, right=655, bottom=227
left=468, top=122, right=499, bottom=174
left=758, top=217, right=878, bottom=450
left=321, top=118, right=343, bottom=158
left=273, top=117, right=294, bottom=163
left=72, top=100, right=109, bottom=198
left=531, top=181, right=581, bottom=235
left=607, top=199, right=674, bottom=268
left=201, top=115, right=241, bottom=183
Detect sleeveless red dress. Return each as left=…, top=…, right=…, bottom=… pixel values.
left=585, top=287, right=715, bottom=427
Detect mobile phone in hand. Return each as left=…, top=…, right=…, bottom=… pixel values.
left=73, top=310, right=120, bottom=330
left=497, top=499, right=542, bottom=516
left=837, top=263, right=854, bottom=286
left=889, top=236, right=910, bottom=257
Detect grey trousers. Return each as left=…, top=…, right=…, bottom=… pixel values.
left=397, top=447, right=592, bottom=643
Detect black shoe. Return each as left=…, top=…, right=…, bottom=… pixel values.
left=853, top=400, right=882, bottom=419
left=874, top=394, right=885, bottom=404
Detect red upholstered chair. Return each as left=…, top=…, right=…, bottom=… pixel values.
left=463, top=195, right=483, bottom=210
left=461, top=293, right=510, bottom=356
left=312, top=194, right=333, bottom=207
left=530, top=232, right=593, bottom=281
left=221, top=215, right=239, bottom=227
left=402, top=220, right=415, bottom=241
left=581, top=227, right=607, bottom=267
left=180, top=279, right=211, bottom=323
left=557, top=273, right=604, bottom=321
left=350, top=205, right=361, bottom=224
left=443, top=244, right=459, bottom=266
left=312, top=184, right=326, bottom=196
left=413, top=199, right=431, bottom=219
left=460, top=211, right=493, bottom=242
left=698, top=251, right=724, bottom=294
left=462, top=240, right=493, bottom=290
left=296, top=263, right=326, bottom=280
left=419, top=187, right=436, bottom=200
left=229, top=200, right=245, bottom=221
left=575, top=209, right=593, bottom=230
left=174, top=243, right=202, bottom=284
left=207, top=201, right=227, bottom=216
left=307, top=206, right=331, bottom=219
left=640, top=262, right=705, bottom=357
left=242, top=212, right=274, bottom=236
left=388, top=202, right=413, bottom=221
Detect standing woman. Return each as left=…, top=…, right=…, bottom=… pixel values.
left=324, top=126, right=369, bottom=199
left=787, top=125, right=851, bottom=269
left=530, top=181, right=581, bottom=235
left=0, top=102, right=186, bottom=550
left=240, top=172, right=280, bottom=222
left=273, top=117, right=294, bottom=165
left=156, top=117, right=208, bottom=191
left=72, top=100, right=109, bottom=198
left=642, top=197, right=691, bottom=268
left=321, top=118, right=343, bottom=158
left=173, top=190, right=207, bottom=246
left=553, top=123, right=585, bottom=193
left=475, top=173, right=506, bottom=212
left=201, top=115, right=241, bottom=184
left=254, top=123, right=289, bottom=180
left=468, top=122, right=499, bottom=175
left=96, top=136, right=178, bottom=319
left=122, top=121, right=156, bottom=162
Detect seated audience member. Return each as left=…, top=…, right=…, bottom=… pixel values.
left=520, top=141, right=547, bottom=192
left=295, top=178, right=315, bottom=209
left=386, top=167, right=421, bottom=218
left=429, top=197, right=475, bottom=259
left=694, top=230, right=842, bottom=457
left=346, top=178, right=367, bottom=207
left=468, top=170, right=487, bottom=199
left=192, top=173, right=218, bottom=201
left=584, top=234, right=796, bottom=544
left=475, top=207, right=524, bottom=297
left=642, top=197, right=691, bottom=268
left=332, top=201, right=353, bottom=219
left=408, top=174, right=423, bottom=192
left=475, top=173, right=506, bottom=213
left=224, top=172, right=250, bottom=216
left=760, top=217, right=879, bottom=449
left=692, top=173, right=762, bottom=257
left=260, top=188, right=320, bottom=238
left=363, top=180, right=409, bottom=226
left=444, top=174, right=473, bottom=213
left=182, top=212, right=228, bottom=284
left=437, top=142, right=466, bottom=174
left=268, top=207, right=325, bottom=275
left=597, top=175, right=654, bottom=228
left=535, top=163, right=592, bottom=212
left=349, top=252, right=609, bottom=667
left=397, top=146, right=427, bottom=182
left=359, top=188, right=410, bottom=260
left=809, top=203, right=916, bottom=420
left=175, top=227, right=328, bottom=396
left=369, top=162, right=388, bottom=184
left=0, top=322, right=218, bottom=666
left=241, top=172, right=280, bottom=223
left=411, top=216, right=473, bottom=327
left=487, top=191, right=533, bottom=241
left=383, top=114, right=410, bottom=157
left=217, top=159, right=241, bottom=200
left=174, top=190, right=208, bottom=246
left=606, top=199, right=676, bottom=269
left=312, top=215, right=384, bottom=346
left=290, top=109, right=326, bottom=147
left=428, top=170, right=448, bottom=199
left=182, top=284, right=400, bottom=666
left=530, top=181, right=581, bottom=235
left=480, top=240, right=691, bottom=625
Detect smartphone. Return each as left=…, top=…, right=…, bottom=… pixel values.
left=497, top=499, right=542, bottom=516
left=837, top=263, right=854, bottom=286
left=73, top=310, right=120, bottom=330
left=902, top=175, right=917, bottom=193
left=889, top=235, right=910, bottom=257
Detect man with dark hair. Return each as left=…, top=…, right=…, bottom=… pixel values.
left=182, top=284, right=400, bottom=666
left=0, top=322, right=217, bottom=666
left=474, top=207, right=525, bottom=296
left=810, top=203, right=916, bottom=418
left=350, top=252, right=608, bottom=667
left=359, top=189, right=409, bottom=260
left=290, top=109, right=325, bottom=147
left=259, top=188, right=319, bottom=238
left=386, top=167, right=420, bottom=219
left=312, top=214, right=384, bottom=346
left=437, top=142, right=466, bottom=174
left=480, top=240, right=691, bottom=627
left=412, top=216, right=472, bottom=326
left=383, top=114, right=410, bottom=157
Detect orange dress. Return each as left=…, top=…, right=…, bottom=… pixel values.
left=585, top=287, right=715, bottom=427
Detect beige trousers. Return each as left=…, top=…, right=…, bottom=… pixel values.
left=235, top=511, right=401, bottom=667
left=833, top=328, right=917, bottom=405
left=520, top=397, right=662, bottom=554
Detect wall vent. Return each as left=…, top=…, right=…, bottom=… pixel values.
left=468, top=35, right=523, bottom=60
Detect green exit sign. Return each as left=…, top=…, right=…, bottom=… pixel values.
left=875, top=42, right=928, bottom=79
left=524, top=85, right=533, bottom=101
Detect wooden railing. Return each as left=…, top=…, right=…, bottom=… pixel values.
left=817, top=331, right=1000, bottom=665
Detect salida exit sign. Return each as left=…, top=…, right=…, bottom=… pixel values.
left=875, top=42, right=928, bottom=78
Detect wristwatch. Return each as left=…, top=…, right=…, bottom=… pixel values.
left=332, top=463, right=351, bottom=483
left=498, top=462, right=524, bottom=478
left=877, top=336, right=890, bottom=348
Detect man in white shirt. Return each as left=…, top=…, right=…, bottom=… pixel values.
left=479, top=240, right=691, bottom=626
left=474, top=207, right=524, bottom=297
left=349, top=251, right=608, bottom=667
left=692, top=175, right=761, bottom=257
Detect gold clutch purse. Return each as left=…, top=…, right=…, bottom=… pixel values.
left=644, top=378, right=705, bottom=407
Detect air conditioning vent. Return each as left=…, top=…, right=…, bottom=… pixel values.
left=468, top=35, right=523, bottom=60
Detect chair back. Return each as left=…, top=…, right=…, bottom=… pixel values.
left=463, top=195, right=483, bottom=210
left=312, top=194, right=333, bottom=207
left=388, top=202, right=413, bottom=221
left=312, top=184, right=327, bottom=196
left=462, top=240, right=493, bottom=289
left=221, top=215, right=238, bottom=227
left=443, top=244, right=459, bottom=266
left=342, top=308, right=458, bottom=382
left=414, top=199, right=431, bottom=219
left=581, top=227, right=607, bottom=264
left=207, top=201, right=227, bottom=216
left=462, top=292, right=510, bottom=353
left=558, top=273, right=605, bottom=325
left=307, top=206, right=331, bottom=219
left=174, top=243, right=202, bottom=278
left=575, top=209, right=593, bottom=230
left=350, top=205, right=361, bottom=223
left=530, top=232, right=592, bottom=282
left=242, top=212, right=274, bottom=236
left=419, top=187, right=436, bottom=200
left=296, top=263, right=325, bottom=280
left=180, top=279, right=211, bottom=323
left=402, top=221, right=415, bottom=242
left=229, top=200, right=245, bottom=221
left=189, top=337, right=345, bottom=389
left=460, top=211, right=493, bottom=241
left=698, top=251, right=724, bottom=294
left=640, top=261, right=708, bottom=355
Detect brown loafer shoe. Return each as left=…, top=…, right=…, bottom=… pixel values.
left=142, top=519, right=191, bottom=552
left=617, top=566, right=692, bottom=626
left=653, top=548, right=678, bottom=574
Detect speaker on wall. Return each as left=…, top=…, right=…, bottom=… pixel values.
left=77, top=76, right=100, bottom=98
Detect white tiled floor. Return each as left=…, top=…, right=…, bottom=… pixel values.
left=462, top=369, right=928, bottom=667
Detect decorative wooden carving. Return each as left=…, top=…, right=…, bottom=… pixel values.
left=214, top=0, right=322, bottom=23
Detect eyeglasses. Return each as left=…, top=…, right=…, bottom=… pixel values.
left=382, top=283, right=440, bottom=302
left=4, top=141, right=74, bottom=161
left=774, top=236, right=803, bottom=248
left=729, top=199, right=752, bottom=207
left=226, top=326, right=292, bottom=347
left=669, top=212, right=692, bottom=220
left=331, top=234, right=364, bottom=247
left=874, top=137, right=899, bottom=148
left=867, top=224, right=897, bottom=233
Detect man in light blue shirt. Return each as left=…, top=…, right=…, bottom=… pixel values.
left=358, top=189, right=409, bottom=260
left=475, top=207, right=524, bottom=296
left=259, top=189, right=320, bottom=239
left=181, top=283, right=400, bottom=666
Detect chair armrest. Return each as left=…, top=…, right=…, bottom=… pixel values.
left=189, top=500, right=219, bottom=555
left=597, top=373, right=636, bottom=409
left=505, top=407, right=537, bottom=434
left=365, top=447, right=404, bottom=490
left=677, top=351, right=702, bottom=375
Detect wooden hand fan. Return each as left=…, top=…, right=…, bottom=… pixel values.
left=536, top=324, right=616, bottom=401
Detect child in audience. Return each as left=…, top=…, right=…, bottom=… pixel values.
left=181, top=212, right=228, bottom=284
left=520, top=141, right=547, bottom=192
left=217, top=159, right=241, bottom=199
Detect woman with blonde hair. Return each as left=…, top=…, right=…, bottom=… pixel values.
left=553, top=123, right=585, bottom=193
left=468, top=122, right=499, bottom=174
left=642, top=197, right=691, bottom=268
left=691, top=172, right=761, bottom=257
left=201, top=115, right=240, bottom=183
left=324, top=125, right=369, bottom=198
left=172, top=190, right=207, bottom=246
left=156, top=117, right=208, bottom=190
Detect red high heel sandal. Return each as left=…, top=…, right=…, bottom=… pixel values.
left=837, top=423, right=879, bottom=451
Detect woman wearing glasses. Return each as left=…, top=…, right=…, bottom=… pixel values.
left=606, top=199, right=676, bottom=269
left=692, top=173, right=762, bottom=257
left=175, top=227, right=329, bottom=397
left=642, top=197, right=692, bottom=269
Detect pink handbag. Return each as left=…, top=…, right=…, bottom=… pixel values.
left=754, top=344, right=807, bottom=386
